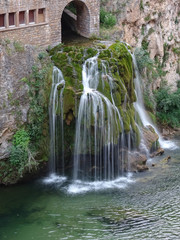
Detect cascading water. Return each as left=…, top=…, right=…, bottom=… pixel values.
left=73, top=55, right=126, bottom=181
left=49, top=66, right=65, bottom=174
left=132, top=54, right=177, bottom=150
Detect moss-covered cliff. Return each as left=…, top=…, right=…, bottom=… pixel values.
left=49, top=42, right=140, bottom=172
left=0, top=41, right=159, bottom=185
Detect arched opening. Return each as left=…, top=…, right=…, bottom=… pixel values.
left=61, top=1, right=90, bottom=43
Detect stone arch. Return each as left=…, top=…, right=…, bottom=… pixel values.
left=61, top=0, right=91, bottom=40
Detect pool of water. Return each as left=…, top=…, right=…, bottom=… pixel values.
left=0, top=138, right=180, bottom=240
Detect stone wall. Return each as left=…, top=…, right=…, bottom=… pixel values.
left=0, top=0, right=100, bottom=46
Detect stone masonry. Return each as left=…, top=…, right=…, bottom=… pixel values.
left=0, top=0, right=100, bottom=46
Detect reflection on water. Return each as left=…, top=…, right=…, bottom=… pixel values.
left=0, top=139, right=180, bottom=240
left=62, top=30, right=94, bottom=47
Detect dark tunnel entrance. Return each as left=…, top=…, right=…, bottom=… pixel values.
left=61, top=1, right=90, bottom=44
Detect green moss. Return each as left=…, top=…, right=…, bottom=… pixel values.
left=63, top=87, right=76, bottom=116
left=75, top=52, right=83, bottom=61
left=99, top=49, right=112, bottom=58
left=64, top=119, right=76, bottom=162
left=86, top=48, right=98, bottom=58
left=119, top=108, right=130, bottom=132
left=63, top=46, right=75, bottom=53
left=97, top=75, right=112, bottom=102
left=108, top=42, right=133, bottom=98
left=148, top=111, right=157, bottom=124
left=49, top=43, right=64, bottom=55
left=95, top=43, right=106, bottom=49
left=51, top=52, right=68, bottom=69
left=113, top=90, right=121, bottom=107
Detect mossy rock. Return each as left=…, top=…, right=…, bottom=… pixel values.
left=49, top=43, right=140, bottom=162
left=49, top=43, right=64, bottom=55
left=51, top=52, right=68, bottom=69
left=63, top=87, right=76, bottom=116
left=63, top=46, right=76, bottom=53
left=85, top=48, right=98, bottom=59
left=113, top=91, right=121, bottom=107
left=122, top=110, right=131, bottom=132
left=98, top=49, right=111, bottom=59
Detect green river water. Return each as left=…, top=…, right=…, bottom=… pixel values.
left=0, top=137, right=180, bottom=240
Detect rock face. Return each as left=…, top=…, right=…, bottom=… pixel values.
left=101, top=0, right=180, bottom=90
left=0, top=41, right=38, bottom=161
left=142, top=125, right=159, bottom=151
left=129, top=125, right=160, bottom=172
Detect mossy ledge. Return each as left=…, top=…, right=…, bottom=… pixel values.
left=50, top=42, right=139, bottom=162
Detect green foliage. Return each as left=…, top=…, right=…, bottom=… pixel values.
left=10, top=129, right=30, bottom=175
left=135, top=48, right=166, bottom=82
left=148, top=28, right=155, bottom=36
left=172, top=47, right=180, bottom=56
left=27, top=61, right=52, bottom=144
left=142, top=38, right=149, bottom=50
left=66, top=2, right=77, bottom=15
left=155, top=86, right=180, bottom=127
left=7, top=53, right=52, bottom=183
left=12, top=129, right=30, bottom=149
left=143, top=90, right=155, bottom=112
left=13, top=41, right=24, bottom=52
left=100, top=8, right=116, bottom=28
left=140, top=0, right=144, bottom=11
left=38, top=51, right=48, bottom=60
left=144, top=14, right=151, bottom=22
left=134, top=48, right=153, bottom=74
left=141, top=25, right=145, bottom=35
left=177, top=80, right=180, bottom=88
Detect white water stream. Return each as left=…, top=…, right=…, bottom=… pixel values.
left=73, top=55, right=126, bottom=181
left=49, top=66, right=65, bottom=174
left=132, top=54, right=177, bottom=150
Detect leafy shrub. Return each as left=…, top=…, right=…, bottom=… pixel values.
left=154, top=86, right=180, bottom=127
left=12, top=129, right=30, bottom=148
left=10, top=129, right=30, bottom=174
left=100, top=8, right=116, bottom=28
left=10, top=128, right=38, bottom=177
left=134, top=48, right=153, bottom=74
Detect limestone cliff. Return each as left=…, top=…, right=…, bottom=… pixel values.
left=0, top=40, right=51, bottom=184
left=0, top=41, right=37, bottom=161
left=101, top=0, right=180, bottom=89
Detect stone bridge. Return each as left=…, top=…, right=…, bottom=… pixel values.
left=0, top=0, right=100, bottom=46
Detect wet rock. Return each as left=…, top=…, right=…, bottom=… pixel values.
left=142, top=125, right=159, bottom=152
left=129, top=151, right=148, bottom=172
left=150, top=148, right=164, bottom=158
left=136, top=164, right=149, bottom=172
left=161, top=156, right=171, bottom=164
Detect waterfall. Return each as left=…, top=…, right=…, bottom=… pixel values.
left=48, top=42, right=177, bottom=184
left=132, top=54, right=177, bottom=150
left=49, top=66, right=65, bottom=174
left=73, top=55, right=128, bottom=181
